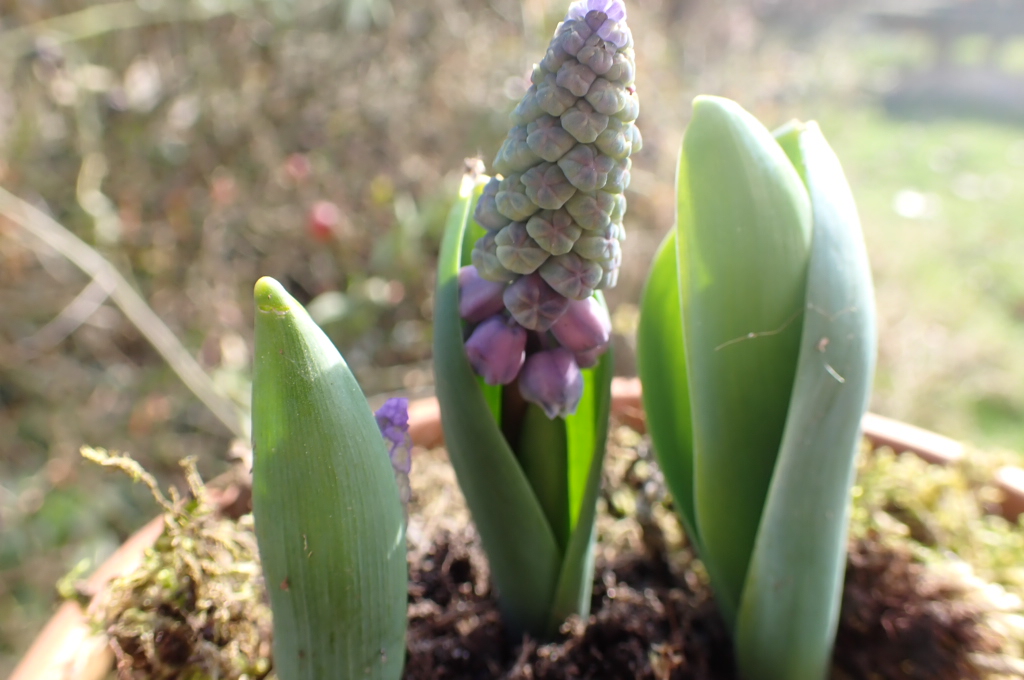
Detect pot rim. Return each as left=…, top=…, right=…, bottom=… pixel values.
left=11, top=377, right=1024, bottom=680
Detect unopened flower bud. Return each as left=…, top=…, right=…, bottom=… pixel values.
left=503, top=273, right=570, bottom=331
left=459, top=265, right=507, bottom=323
left=550, top=296, right=611, bottom=352
left=539, top=252, right=604, bottom=300
left=558, top=144, right=614, bottom=193
left=474, top=176, right=513, bottom=231
left=375, top=397, right=412, bottom=511
left=574, top=344, right=607, bottom=368
left=465, top=315, right=527, bottom=385
left=518, top=348, right=584, bottom=419
left=472, top=232, right=516, bottom=282
left=527, top=115, right=577, bottom=163
left=604, top=156, right=631, bottom=193
left=495, top=126, right=541, bottom=176
left=495, top=221, right=550, bottom=274
left=496, top=173, right=541, bottom=222
left=526, top=209, right=582, bottom=255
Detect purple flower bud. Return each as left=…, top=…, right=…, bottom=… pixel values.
left=495, top=172, right=541, bottom=222
left=503, top=273, right=571, bottom=331
left=612, top=88, right=640, bottom=122
left=555, top=60, right=597, bottom=98
left=556, top=20, right=593, bottom=57
left=605, top=51, right=635, bottom=85
left=474, top=176, right=512, bottom=231
left=575, top=344, right=607, bottom=369
left=577, top=35, right=616, bottom=75
left=539, top=252, right=604, bottom=300
left=526, top=209, right=582, bottom=256
left=459, top=265, right=507, bottom=323
left=518, top=348, right=584, bottom=419
left=550, top=296, right=611, bottom=353
left=600, top=22, right=631, bottom=49
left=511, top=85, right=545, bottom=126
left=585, top=78, right=627, bottom=117
left=561, top=100, right=610, bottom=145
left=375, top=397, right=412, bottom=512
left=536, top=74, right=577, bottom=117
left=464, top=315, right=527, bottom=385
left=495, top=221, right=550, bottom=274
left=566, top=1, right=628, bottom=47
left=520, top=162, right=577, bottom=210
left=527, top=115, right=577, bottom=163
left=375, top=397, right=411, bottom=472
left=495, top=126, right=541, bottom=176
left=472, top=232, right=516, bottom=283
left=558, top=144, right=615, bottom=194
left=565, top=0, right=626, bottom=23
left=604, top=156, right=631, bottom=194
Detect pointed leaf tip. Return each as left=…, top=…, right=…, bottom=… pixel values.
left=254, top=276, right=293, bottom=313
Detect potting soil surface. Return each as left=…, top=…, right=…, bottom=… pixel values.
left=88, top=427, right=1004, bottom=680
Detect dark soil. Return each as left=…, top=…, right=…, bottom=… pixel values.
left=403, top=530, right=996, bottom=680
left=91, top=443, right=1002, bottom=680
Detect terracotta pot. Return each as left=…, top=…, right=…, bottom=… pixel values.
left=11, top=377, right=1024, bottom=680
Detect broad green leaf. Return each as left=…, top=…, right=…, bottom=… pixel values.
left=433, top=176, right=560, bottom=636
left=676, top=96, right=812, bottom=623
left=251, top=277, right=406, bottom=680
left=636, top=229, right=700, bottom=551
left=736, top=122, right=876, bottom=680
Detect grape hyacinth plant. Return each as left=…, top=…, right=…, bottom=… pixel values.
left=433, top=0, right=634, bottom=638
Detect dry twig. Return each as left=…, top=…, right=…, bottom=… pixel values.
left=0, top=186, right=249, bottom=439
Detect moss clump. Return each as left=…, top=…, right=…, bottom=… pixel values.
left=80, top=447, right=272, bottom=680
left=848, top=445, right=1024, bottom=672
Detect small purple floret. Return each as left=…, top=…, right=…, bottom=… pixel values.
left=566, top=0, right=628, bottom=48
left=551, top=296, right=612, bottom=353
left=465, top=315, right=528, bottom=385
left=568, top=0, right=626, bottom=23
left=375, top=397, right=411, bottom=474
left=518, top=348, right=585, bottom=419
left=503, top=273, right=571, bottom=331
left=459, top=265, right=507, bottom=323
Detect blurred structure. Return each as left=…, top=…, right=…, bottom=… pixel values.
left=873, top=0, right=1024, bottom=121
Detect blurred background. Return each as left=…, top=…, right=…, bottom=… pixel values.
left=3, top=0, right=1024, bottom=671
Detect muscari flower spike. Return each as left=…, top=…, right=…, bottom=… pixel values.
left=463, top=0, right=638, bottom=418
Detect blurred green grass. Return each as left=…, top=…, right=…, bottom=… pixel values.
left=3, top=0, right=1024, bottom=674
left=823, top=109, right=1024, bottom=453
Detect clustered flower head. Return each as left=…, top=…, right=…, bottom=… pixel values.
left=462, top=0, right=635, bottom=418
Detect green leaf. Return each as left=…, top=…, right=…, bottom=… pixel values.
left=433, top=176, right=561, bottom=636
left=251, top=276, right=406, bottom=680
left=636, top=229, right=700, bottom=551
left=736, top=122, right=876, bottom=680
left=547, top=342, right=613, bottom=631
left=518, top=404, right=571, bottom=549
left=676, top=96, right=813, bottom=624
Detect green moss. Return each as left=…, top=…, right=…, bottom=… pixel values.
left=850, top=444, right=1024, bottom=660
left=79, top=448, right=272, bottom=680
